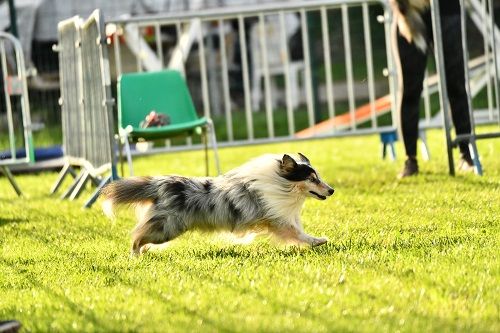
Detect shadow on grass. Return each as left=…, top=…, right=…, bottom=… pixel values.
left=189, top=246, right=314, bottom=260
left=84, top=260, right=235, bottom=332
left=147, top=249, right=342, bottom=328
left=3, top=230, right=491, bottom=331
left=383, top=171, right=500, bottom=191
left=0, top=257, right=117, bottom=332
left=317, top=234, right=475, bottom=254
left=1, top=245, right=234, bottom=332
left=39, top=237, right=236, bottom=332
left=458, top=175, right=500, bottom=189
left=186, top=231, right=476, bottom=260
left=0, top=217, right=28, bottom=227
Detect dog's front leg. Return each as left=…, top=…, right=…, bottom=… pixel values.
left=270, top=219, right=327, bottom=247
left=292, top=217, right=328, bottom=247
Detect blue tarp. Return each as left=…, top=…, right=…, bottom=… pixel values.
left=0, top=145, right=63, bottom=162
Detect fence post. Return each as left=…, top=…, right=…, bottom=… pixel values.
left=0, top=32, right=34, bottom=196
left=7, top=0, right=18, bottom=38
left=53, top=10, right=116, bottom=207
left=307, top=11, right=321, bottom=124
left=430, top=0, right=455, bottom=175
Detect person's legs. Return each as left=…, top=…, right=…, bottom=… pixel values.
left=440, top=14, right=473, bottom=161
left=396, top=27, right=428, bottom=159
left=394, top=17, right=429, bottom=177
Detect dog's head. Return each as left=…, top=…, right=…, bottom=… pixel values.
left=278, top=153, right=334, bottom=200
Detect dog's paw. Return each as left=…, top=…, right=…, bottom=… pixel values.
left=139, top=244, right=151, bottom=254
left=311, top=237, right=328, bottom=247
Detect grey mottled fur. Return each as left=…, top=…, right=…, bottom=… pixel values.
left=101, top=153, right=334, bottom=255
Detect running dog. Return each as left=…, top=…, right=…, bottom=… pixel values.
left=101, top=153, right=334, bottom=255
left=391, top=0, right=430, bottom=52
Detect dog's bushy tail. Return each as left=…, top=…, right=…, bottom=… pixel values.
left=101, top=177, right=157, bottom=218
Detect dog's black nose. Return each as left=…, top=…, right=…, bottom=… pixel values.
left=328, top=188, right=335, bottom=195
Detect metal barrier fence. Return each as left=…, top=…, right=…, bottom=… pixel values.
left=104, top=0, right=499, bottom=175
left=0, top=32, right=34, bottom=196
left=105, top=0, right=499, bottom=153
left=417, top=0, right=500, bottom=129
left=106, top=0, right=398, bottom=146
left=51, top=10, right=116, bottom=207
left=428, top=0, right=499, bottom=175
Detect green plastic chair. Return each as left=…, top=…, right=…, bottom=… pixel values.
left=117, top=70, right=220, bottom=175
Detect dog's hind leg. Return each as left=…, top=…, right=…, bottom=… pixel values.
left=139, top=242, right=172, bottom=253
left=131, top=216, right=187, bottom=255
left=269, top=222, right=327, bottom=247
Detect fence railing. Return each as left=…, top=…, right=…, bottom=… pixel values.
left=428, top=0, right=499, bottom=175
left=51, top=10, right=116, bottom=207
left=106, top=0, right=398, bottom=147
left=105, top=0, right=499, bottom=154
left=0, top=32, right=34, bottom=166
left=0, top=32, right=34, bottom=196
left=417, top=0, right=500, bottom=131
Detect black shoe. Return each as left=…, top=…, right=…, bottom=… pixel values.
left=398, top=157, right=419, bottom=179
left=0, top=321, right=21, bottom=333
left=458, top=153, right=474, bottom=172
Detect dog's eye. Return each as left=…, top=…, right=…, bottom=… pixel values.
left=309, top=176, right=319, bottom=184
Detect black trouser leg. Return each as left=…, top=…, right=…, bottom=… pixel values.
left=441, top=14, right=472, bottom=155
left=397, top=12, right=472, bottom=158
left=397, top=30, right=428, bottom=157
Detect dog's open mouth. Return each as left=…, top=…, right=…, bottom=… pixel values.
left=309, top=191, right=326, bottom=200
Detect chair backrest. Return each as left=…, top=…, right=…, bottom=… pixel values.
left=117, top=70, right=199, bottom=129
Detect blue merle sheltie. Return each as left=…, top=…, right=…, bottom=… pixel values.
left=101, top=153, right=334, bottom=255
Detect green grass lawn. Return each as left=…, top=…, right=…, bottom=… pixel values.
left=1, top=127, right=499, bottom=332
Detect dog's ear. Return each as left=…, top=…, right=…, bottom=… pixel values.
left=281, top=154, right=297, bottom=171
left=297, top=153, right=310, bottom=165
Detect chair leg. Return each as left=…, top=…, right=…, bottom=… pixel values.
left=389, top=142, right=396, bottom=161
left=203, top=127, right=209, bottom=176
left=381, top=142, right=387, bottom=160
left=117, top=134, right=125, bottom=178
left=123, top=134, right=134, bottom=176
left=207, top=120, right=221, bottom=175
